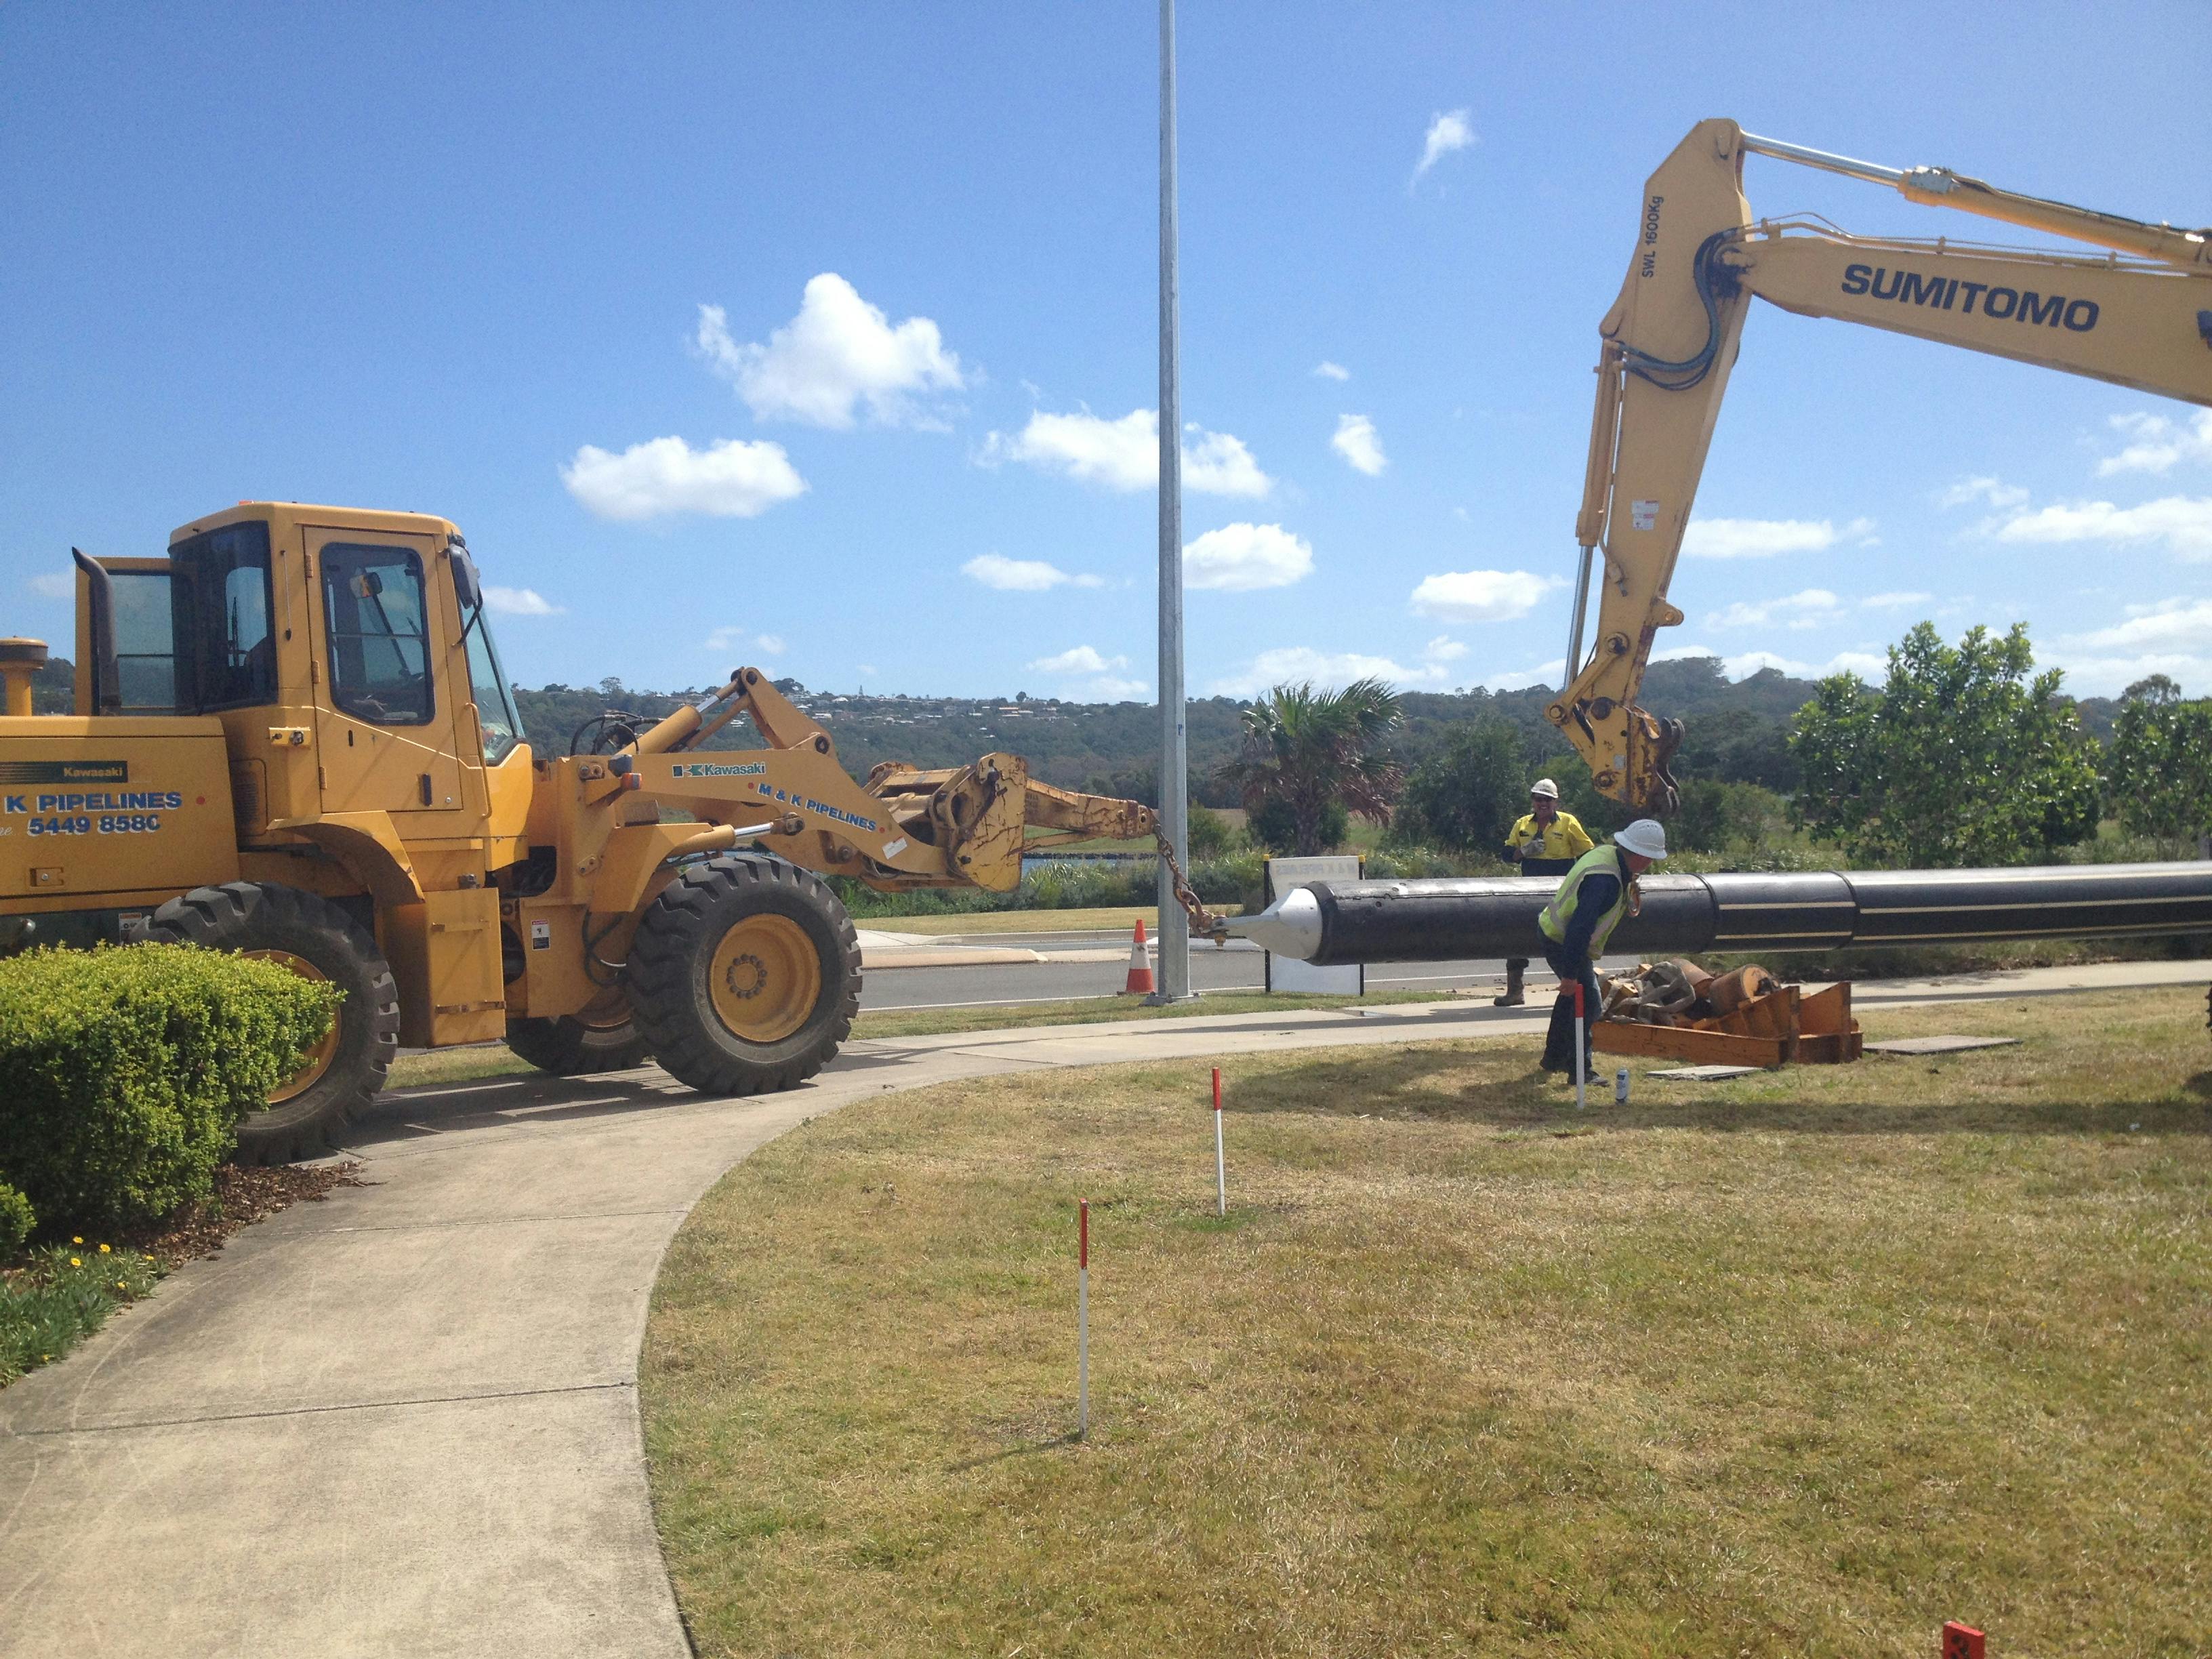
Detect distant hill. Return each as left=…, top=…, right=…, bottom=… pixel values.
left=32, top=647, right=2115, bottom=795
left=512, top=655, right=1832, bottom=802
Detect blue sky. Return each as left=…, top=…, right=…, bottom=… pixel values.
left=5, top=2, right=2207, bottom=703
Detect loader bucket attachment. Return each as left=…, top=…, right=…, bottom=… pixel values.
left=863, top=754, right=1159, bottom=893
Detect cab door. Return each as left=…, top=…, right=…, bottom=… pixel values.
left=304, top=526, right=468, bottom=827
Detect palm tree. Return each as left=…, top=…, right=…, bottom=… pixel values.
left=1216, top=678, right=1405, bottom=856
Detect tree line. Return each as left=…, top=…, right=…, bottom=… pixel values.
left=1219, top=623, right=2211, bottom=869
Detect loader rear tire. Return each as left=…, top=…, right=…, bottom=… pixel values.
left=506, top=998, right=653, bottom=1076
left=148, top=882, right=400, bottom=1165
left=626, top=855, right=860, bottom=1097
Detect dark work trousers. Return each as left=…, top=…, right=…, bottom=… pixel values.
left=1540, top=941, right=1603, bottom=1076
left=1502, top=857, right=1576, bottom=994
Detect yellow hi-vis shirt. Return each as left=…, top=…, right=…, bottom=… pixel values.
left=1505, top=811, right=1594, bottom=864
left=1538, top=844, right=1635, bottom=958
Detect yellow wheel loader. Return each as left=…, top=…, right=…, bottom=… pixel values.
left=0, top=502, right=1167, bottom=1162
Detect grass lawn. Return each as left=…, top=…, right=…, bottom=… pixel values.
left=383, top=984, right=1466, bottom=1088
left=642, top=986, right=2212, bottom=1657
left=848, top=987, right=1467, bottom=1039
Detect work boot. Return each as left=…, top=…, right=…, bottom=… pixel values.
left=1492, top=958, right=1527, bottom=1007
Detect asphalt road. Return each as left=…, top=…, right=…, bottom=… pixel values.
left=860, top=930, right=1518, bottom=1012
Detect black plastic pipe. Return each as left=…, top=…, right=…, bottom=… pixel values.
left=1226, top=861, right=2212, bottom=966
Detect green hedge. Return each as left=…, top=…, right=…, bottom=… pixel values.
left=0, top=945, right=342, bottom=1231
left=0, top=1181, right=30, bottom=1255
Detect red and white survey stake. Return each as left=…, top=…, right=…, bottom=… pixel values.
left=1212, top=1067, right=1226, bottom=1215
left=1076, top=1199, right=1090, bottom=1440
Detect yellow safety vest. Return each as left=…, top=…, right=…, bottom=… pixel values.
left=1538, top=845, right=1633, bottom=958
left=1505, top=811, right=1593, bottom=863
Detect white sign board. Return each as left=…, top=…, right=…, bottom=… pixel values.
left=1263, top=855, right=1364, bottom=995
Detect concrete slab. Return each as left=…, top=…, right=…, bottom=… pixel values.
left=1865, top=1035, right=2024, bottom=1055
left=1645, top=1065, right=1763, bottom=1081
left=0, top=1386, right=674, bottom=1659
left=2, top=955, right=2200, bottom=1657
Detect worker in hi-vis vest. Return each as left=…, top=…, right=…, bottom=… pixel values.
left=1494, top=777, right=1593, bottom=1006
left=1536, top=818, right=1668, bottom=1083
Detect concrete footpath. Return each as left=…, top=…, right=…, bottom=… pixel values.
left=1, top=958, right=2201, bottom=1656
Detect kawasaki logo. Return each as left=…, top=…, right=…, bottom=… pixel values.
left=1841, top=263, right=2099, bottom=332
left=670, top=761, right=766, bottom=779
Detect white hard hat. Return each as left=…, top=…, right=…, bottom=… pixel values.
left=1528, top=777, right=1560, bottom=800
left=1615, top=819, right=1668, bottom=859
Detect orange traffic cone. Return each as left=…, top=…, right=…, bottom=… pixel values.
left=1122, top=917, right=1155, bottom=995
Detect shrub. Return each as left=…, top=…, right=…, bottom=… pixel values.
left=1186, top=805, right=1235, bottom=859
left=1396, top=719, right=1530, bottom=853
left=0, top=945, right=342, bottom=1231
left=0, top=1181, right=31, bottom=1255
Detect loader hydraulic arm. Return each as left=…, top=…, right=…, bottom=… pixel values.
left=582, top=665, right=1176, bottom=905
left=1549, top=119, right=2212, bottom=814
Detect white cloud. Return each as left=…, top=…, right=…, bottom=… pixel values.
left=1707, top=588, right=1843, bottom=630
left=1480, top=659, right=1567, bottom=693
left=1940, top=476, right=2028, bottom=510
left=1027, top=644, right=1128, bottom=675
left=1210, top=646, right=1450, bottom=697
left=1680, top=516, right=1877, bottom=559
left=2040, top=598, right=2212, bottom=697
left=980, top=409, right=1271, bottom=497
left=1655, top=643, right=1887, bottom=681
left=2097, top=410, right=2212, bottom=476
left=1987, top=495, right=2212, bottom=560
left=483, top=586, right=562, bottom=617
left=1313, top=361, right=1351, bottom=382
left=1183, top=428, right=1273, bottom=496
left=1086, top=676, right=1149, bottom=699
left=562, top=436, right=807, bottom=521
left=962, top=554, right=1105, bottom=592
left=705, top=626, right=789, bottom=659
left=695, top=276, right=964, bottom=430
left=1185, top=523, right=1313, bottom=591
left=2070, top=596, right=2212, bottom=653
left=2045, top=651, right=2211, bottom=697
left=1862, top=590, right=1933, bottom=610
left=1424, top=636, right=1469, bottom=662
left=26, top=572, right=73, bottom=599
left=1331, top=413, right=1387, bottom=476
left=1408, top=568, right=1558, bottom=623
left=857, top=664, right=879, bottom=679
left=1412, top=108, right=1475, bottom=185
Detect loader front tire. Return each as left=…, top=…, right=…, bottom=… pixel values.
left=148, top=881, right=400, bottom=1164
left=626, top=855, right=860, bottom=1097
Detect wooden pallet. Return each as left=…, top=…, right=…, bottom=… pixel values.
left=1592, top=981, right=1862, bottom=1068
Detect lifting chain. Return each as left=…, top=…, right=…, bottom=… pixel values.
left=1152, top=826, right=1229, bottom=942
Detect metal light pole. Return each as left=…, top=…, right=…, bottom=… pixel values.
left=1151, top=0, right=1192, bottom=1002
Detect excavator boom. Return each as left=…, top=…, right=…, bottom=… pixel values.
left=1550, top=119, right=2212, bottom=813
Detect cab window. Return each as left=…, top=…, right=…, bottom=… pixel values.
left=112, top=571, right=178, bottom=710
left=170, top=521, right=276, bottom=711
left=458, top=589, right=525, bottom=765
left=321, top=544, right=433, bottom=724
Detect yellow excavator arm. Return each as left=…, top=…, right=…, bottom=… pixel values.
left=1549, top=119, right=2212, bottom=813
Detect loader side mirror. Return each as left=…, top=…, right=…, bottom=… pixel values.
left=450, top=548, right=482, bottom=613
left=70, top=548, right=122, bottom=714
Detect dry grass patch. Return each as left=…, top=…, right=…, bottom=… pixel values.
left=645, top=987, right=2212, bottom=1656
